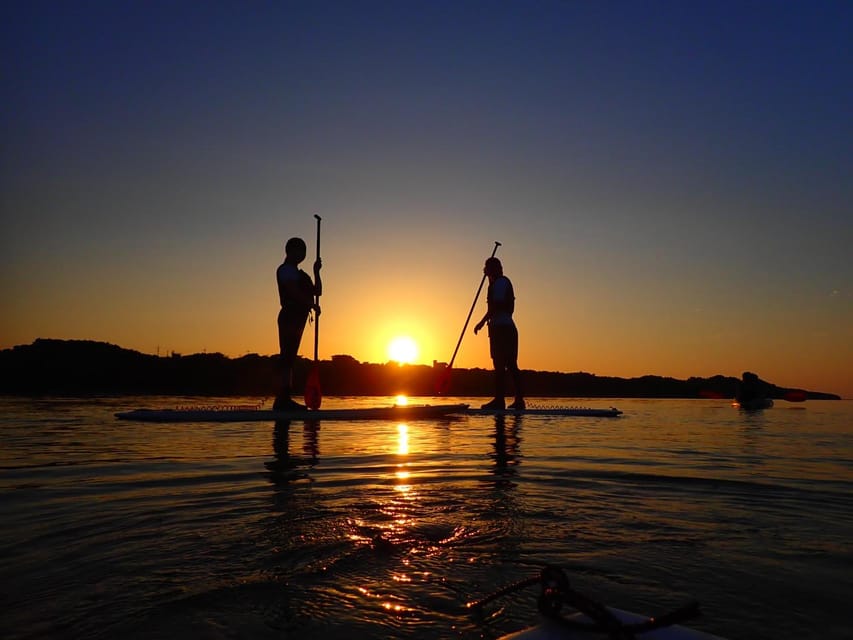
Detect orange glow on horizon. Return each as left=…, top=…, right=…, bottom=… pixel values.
left=4, top=248, right=849, bottom=399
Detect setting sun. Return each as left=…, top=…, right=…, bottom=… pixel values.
left=388, top=336, right=419, bottom=364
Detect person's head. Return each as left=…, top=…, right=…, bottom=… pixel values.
left=285, top=237, right=307, bottom=263
left=484, top=257, right=503, bottom=277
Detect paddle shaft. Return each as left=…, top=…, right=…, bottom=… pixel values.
left=313, top=214, right=321, bottom=362
left=303, top=214, right=323, bottom=409
left=445, top=241, right=501, bottom=369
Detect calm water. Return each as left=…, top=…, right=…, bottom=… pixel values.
left=1, top=396, right=851, bottom=640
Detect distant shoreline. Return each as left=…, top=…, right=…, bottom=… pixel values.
left=0, top=338, right=842, bottom=400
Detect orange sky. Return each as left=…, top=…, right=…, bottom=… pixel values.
left=3, top=224, right=850, bottom=398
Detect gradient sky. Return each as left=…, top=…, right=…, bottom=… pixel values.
left=2, top=1, right=851, bottom=397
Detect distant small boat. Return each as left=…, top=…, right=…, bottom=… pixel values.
left=732, top=397, right=773, bottom=410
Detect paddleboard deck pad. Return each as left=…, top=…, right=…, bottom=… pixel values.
left=465, top=406, right=621, bottom=417
left=116, top=403, right=469, bottom=423
left=115, top=403, right=622, bottom=422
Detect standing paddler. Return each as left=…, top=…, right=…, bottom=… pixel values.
left=473, top=256, right=525, bottom=410
left=274, top=237, right=322, bottom=411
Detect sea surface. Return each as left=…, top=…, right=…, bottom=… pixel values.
left=1, top=396, right=850, bottom=640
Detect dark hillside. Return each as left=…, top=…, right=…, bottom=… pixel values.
left=0, top=339, right=841, bottom=400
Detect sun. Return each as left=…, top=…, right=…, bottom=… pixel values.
left=388, top=336, right=419, bottom=364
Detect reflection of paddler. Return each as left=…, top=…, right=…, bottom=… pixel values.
left=271, top=420, right=293, bottom=467
left=275, top=237, right=322, bottom=411
left=492, top=415, right=521, bottom=477
left=265, top=420, right=298, bottom=483
left=266, top=420, right=319, bottom=484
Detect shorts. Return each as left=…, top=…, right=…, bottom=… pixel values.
left=278, top=309, right=307, bottom=367
left=488, top=323, right=518, bottom=366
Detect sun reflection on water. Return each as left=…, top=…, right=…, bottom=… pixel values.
left=395, top=424, right=413, bottom=499
left=396, top=423, right=409, bottom=455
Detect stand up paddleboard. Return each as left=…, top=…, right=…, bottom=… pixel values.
left=115, top=403, right=622, bottom=422
left=115, top=403, right=469, bottom=423
left=465, top=406, right=621, bottom=418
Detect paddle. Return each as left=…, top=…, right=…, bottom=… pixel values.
left=436, top=241, right=501, bottom=395
left=304, top=214, right=322, bottom=409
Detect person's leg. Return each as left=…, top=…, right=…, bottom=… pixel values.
left=274, top=357, right=299, bottom=410
left=275, top=315, right=306, bottom=410
left=480, top=361, right=506, bottom=409
left=507, top=361, right=524, bottom=409
left=482, top=328, right=507, bottom=409
left=506, top=325, right=525, bottom=409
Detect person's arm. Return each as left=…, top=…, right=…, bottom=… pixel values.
left=475, top=278, right=505, bottom=333
left=474, top=295, right=497, bottom=334
left=474, top=305, right=493, bottom=334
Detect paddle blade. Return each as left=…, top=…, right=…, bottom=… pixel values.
left=304, top=366, right=322, bottom=409
left=784, top=389, right=807, bottom=402
left=435, top=365, right=452, bottom=395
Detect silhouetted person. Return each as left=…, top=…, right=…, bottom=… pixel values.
left=735, top=371, right=768, bottom=405
left=275, top=237, right=321, bottom=411
left=474, top=257, right=524, bottom=410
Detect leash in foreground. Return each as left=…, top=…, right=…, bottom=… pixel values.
left=469, top=565, right=711, bottom=640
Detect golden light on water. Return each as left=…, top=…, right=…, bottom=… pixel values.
left=396, top=423, right=412, bottom=495
left=395, top=467, right=412, bottom=498
left=397, top=423, right=409, bottom=455
left=357, top=585, right=414, bottom=615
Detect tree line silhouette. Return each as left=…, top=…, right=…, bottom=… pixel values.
left=0, top=338, right=840, bottom=400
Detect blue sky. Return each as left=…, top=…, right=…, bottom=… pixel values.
left=2, top=1, right=851, bottom=396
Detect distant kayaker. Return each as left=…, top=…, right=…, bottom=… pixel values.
left=735, top=371, right=768, bottom=405
left=275, top=237, right=322, bottom=411
left=474, top=257, right=525, bottom=410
